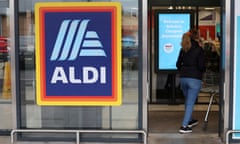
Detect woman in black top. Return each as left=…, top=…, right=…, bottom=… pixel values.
left=176, top=31, right=206, bottom=134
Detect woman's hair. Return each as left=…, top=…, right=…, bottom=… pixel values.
left=181, top=33, right=192, bottom=52
left=190, top=28, right=199, bottom=40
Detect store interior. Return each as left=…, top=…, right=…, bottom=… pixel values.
left=148, top=1, right=222, bottom=140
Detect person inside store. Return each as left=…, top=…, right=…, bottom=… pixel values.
left=204, top=40, right=220, bottom=73
left=176, top=29, right=206, bottom=134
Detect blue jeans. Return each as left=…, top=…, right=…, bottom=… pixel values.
left=180, top=78, right=202, bottom=126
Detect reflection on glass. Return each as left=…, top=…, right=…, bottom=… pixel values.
left=0, top=9, right=11, bottom=100
left=122, top=4, right=139, bottom=102
left=0, top=7, right=12, bottom=130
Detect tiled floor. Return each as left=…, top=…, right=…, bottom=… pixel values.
left=149, top=111, right=219, bottom=133
left=149, top=133, right=223, bottom=144
left=148, top=110, right=224, bottom=144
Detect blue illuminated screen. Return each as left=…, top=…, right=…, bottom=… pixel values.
left=157, top=13, right=191, bottom=71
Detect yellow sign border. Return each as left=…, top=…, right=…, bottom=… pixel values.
left=35, top=2, right=122, bottom=106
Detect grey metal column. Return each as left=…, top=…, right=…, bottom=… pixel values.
left=223, top=0, right=231, bottom=141
left=142, top=0, right=149, bottom=133
left=9, top=0, right=17, bottom=131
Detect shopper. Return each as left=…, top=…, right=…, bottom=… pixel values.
left=176, top=31, right=206, bottom=134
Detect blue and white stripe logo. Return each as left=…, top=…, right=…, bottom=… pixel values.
left=50, top=19, right=106, bottom=61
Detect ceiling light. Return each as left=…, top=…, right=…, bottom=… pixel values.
left=204, top=7, right=215, bottom=10
left=168, top=6, right=173, bottom=10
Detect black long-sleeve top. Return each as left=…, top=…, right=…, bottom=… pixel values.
left=176, top=41, right=206, bottom=80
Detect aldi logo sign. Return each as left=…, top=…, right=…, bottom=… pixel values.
left=35, top=2, right=122, bottom=106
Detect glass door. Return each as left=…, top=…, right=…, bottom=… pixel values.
left=0, top=7, right=12, bottom=134
left=15, top=0, right=143, bottom=142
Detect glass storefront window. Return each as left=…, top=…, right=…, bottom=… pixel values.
left=17, top=0, right=141, bottom=141
left=0, top=6, right=12, bottom=133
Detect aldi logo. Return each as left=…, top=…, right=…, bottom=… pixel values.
left=35, top=2, right=122, bottom=106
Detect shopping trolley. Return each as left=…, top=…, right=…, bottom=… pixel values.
left=200, top=70, right=219, bottom=130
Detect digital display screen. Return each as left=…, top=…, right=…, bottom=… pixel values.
left=155, top=11, right=193, bottom=72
